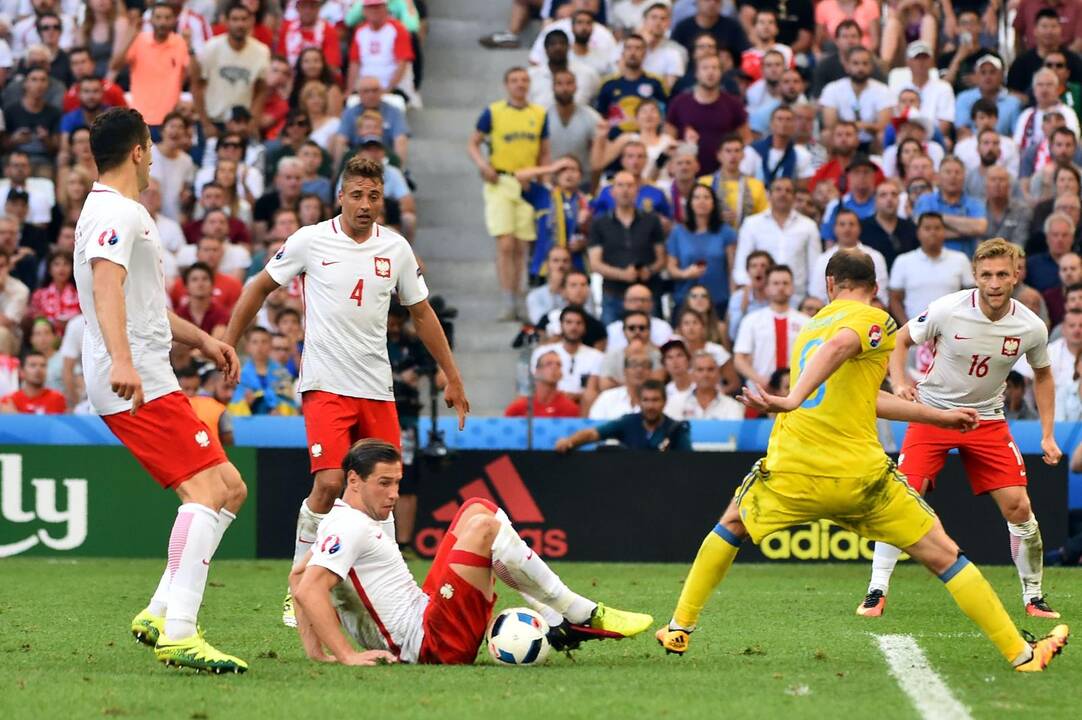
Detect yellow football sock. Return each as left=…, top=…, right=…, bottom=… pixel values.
left=941, top=556, right=1028, bottom=664
left=673, top=523, right=742, bottom=630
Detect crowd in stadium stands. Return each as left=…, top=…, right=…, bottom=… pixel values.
left=0, top=0, right=427, bottom=429
left=4, top=0, right=1082, bottom=446
left=473, top=0, right=1082, bottom=432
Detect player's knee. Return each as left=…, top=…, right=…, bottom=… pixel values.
left=999, top=494, right=1032, bottom=524
left=462, top=514, right=501, bottom=545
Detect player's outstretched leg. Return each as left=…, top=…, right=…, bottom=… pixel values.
left=436, top=499, right=653, bottom=652
left=284, top=468, right=346, bottom=628
left=657, top=501, right=746, bottom=656
left=905, top=520, right=1069, bottom=672
left=856, top=542, right=902, bottom=617
left=990, top=487, right=1060, bottom=618
left=151, top=465, right=248, bottom=674
left=133, top=463, right=247, bottom=648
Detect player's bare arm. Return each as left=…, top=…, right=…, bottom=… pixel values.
left=555, top=427, right=601, bottom=453
left=406, top=299, right=470, bottom=429
left=222, top=270, right=281, bottom=348
left=739, top=329, right=862, bottom=414
left=292, top=565, right=397, bottom=667
left=91, top=258, right=143, bottom=412
left=1031, top=366, right=1063, bottom=466
left=167, top=310, right=240, bottom=383
left=287, top=552, right=335, bottom=663
left=875, top=391, right=980, bottom=431
left=888, top=324, right=917, bottom=400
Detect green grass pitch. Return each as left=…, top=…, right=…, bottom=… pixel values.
left=2, top=558, right=1078, bottom=719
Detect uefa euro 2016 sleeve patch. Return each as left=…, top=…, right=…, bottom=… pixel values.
left=868, top=324, right=882, bottom=348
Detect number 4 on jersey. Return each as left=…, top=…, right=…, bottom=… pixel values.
left=967, top=354, right=990, bottom=378
left=350, top=279, right=364, bottom=307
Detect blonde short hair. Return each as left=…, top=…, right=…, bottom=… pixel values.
left=973, top=237, right=1022, bottom=267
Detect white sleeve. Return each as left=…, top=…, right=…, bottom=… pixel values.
left=959, top=255, right=975, bottom=287
left=807, top=255, right=827, bottom=302
left=1024, top=322, right=1051, bottom=370
left=1012, top=110, right=1030, bottom=146
left=907, top=296, right=947, bottom=345
left=83, top=207, right=141, bottom=270
left=733, top=314, right=755, bottom=354
left=264, top=228, right=310, bottom=286
left=395, top=243, right=429, bottom=306
left=59, top=315, right=83, bottom=359
left=818, top=81, right=838, bottom=110
left=888, top=255, right=907, bottom=291
left=872, top=251, right=889, bottom=305
left=306, top=514, right=366, bottom=580
left=731, top=222, right=753, bottom=287
left=795, top=146, right=813, bottom=179
left=934, top=86, right=955, bottom=123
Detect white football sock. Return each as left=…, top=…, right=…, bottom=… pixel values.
left=1008, top=515, right=1043, bottom=602
left=868, top=542, right=902, bottom=594
left=293, top=500, right=326, bottom=567
left=490, top=510, right=596, bottom=624
left=148, top=509, right=236, bottom=617
left=163, top=503, right=219, bottom=640
left=518, top=592, right=566, bottom=628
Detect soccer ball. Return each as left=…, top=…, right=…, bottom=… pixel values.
left=486, top=608, right=551, bottom=666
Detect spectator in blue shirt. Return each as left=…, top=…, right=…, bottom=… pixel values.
left=590, top=140, right=672, bottom=219
left=954, top=54, right=1022, bottom=139
left=332, top=76, right=410, bottom=168
left=820, top=155, right=878, bottom=242
left=666, top=183, right=736, bottom=309
left=554, top=379, right=692, bottom=452
left=232, top=326, right=291, bottom=415
left=59, top=77, right=107, bottom=137
left=1026, top=212, right=1077, bottom=293
left=912, top=155, right=987, bottom=257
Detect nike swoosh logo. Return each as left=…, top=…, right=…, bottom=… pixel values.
left=202, top=559, right=210, bottom=566
left=321, top=260, right=340, bottom=266
left=954, top=334, right=971, bottom=340
left=526, top=550, right=533, bottom=560
left=375, top=533, right=383, bottom=539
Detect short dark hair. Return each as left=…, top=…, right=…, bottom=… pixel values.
left=275, top=307, right=302, bottom=325
left=183, top=261, right=214, bottom=284
left=825, top=249, right=876, bottom=290
left=1005, top=370, right=1025, bottom=387
left=767, top=264, right=793, bottom=280
left=544, top=28, right=569, bottom=47
left=21, top=349, right=46, bottom=365
left=971, top=98, right=999, bottom=120
left=151, top=1, right=176, bottom=14
left=340, top=155, right=384, bottom=186
left=1036, top=7, right=1061, bottom=23
left=917, top=211, right=945, bottom=228
left=1065, top=282, right=1082, bottom=298
left=201, top=181, right=224, bottom=194
left=1052, top=126, right=1078, bottom=144
left=624, top=32, right=647, bottom=47
left=162, top=111, right=188, bottom=128
left=833, top=208, right=861, bottom=226
left=640, top=378, right=667, bottom=399
left=90, top=107, right=149, bottom=173
left=225, top=0, right=252, bottom=17
left=559, top=305, right=588, bottom=324
left=835, top=19, right=862, bottom=38
left=746, top=249, right=774, bottom=269
left=343, top=438, right=401, bottom=478
left=503, top=65, right=528, bottom=83
left=68, top=45, right=90, bottom=60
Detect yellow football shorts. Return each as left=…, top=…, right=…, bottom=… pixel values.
left=734, top=458, right=936, bottom=549
left=482, top=174, right=536, bottom=240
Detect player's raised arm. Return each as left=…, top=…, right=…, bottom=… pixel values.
left=406, top=299, right=470, bottom=429
left=91, top=259, right=143, bottom=411
left=741, top=329, right=862, bottom=414
left=222, top=269, right=281, bottom=348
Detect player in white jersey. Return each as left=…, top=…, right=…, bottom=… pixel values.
left=224, top=156, right=469, bottom=627
left=75, top=108, right=248, bottom=673
left=857, top=239, right=1064, bottom=620
left=290, top=439, right=654, bottom=665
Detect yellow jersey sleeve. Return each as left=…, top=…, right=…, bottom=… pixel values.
left=834, top=305, right=898, bottom=357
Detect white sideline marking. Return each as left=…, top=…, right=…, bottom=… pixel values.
left=875, top=634, right=973, bottom=720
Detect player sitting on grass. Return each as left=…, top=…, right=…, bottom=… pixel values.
left=656, top=249, right=1070, bottom=672
left=290, top=439, right=653, bottom=665
left=857, top=238, right=1063, bottom=619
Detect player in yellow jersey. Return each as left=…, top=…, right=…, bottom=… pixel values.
left=656, top=249, right=1069, bottom=672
